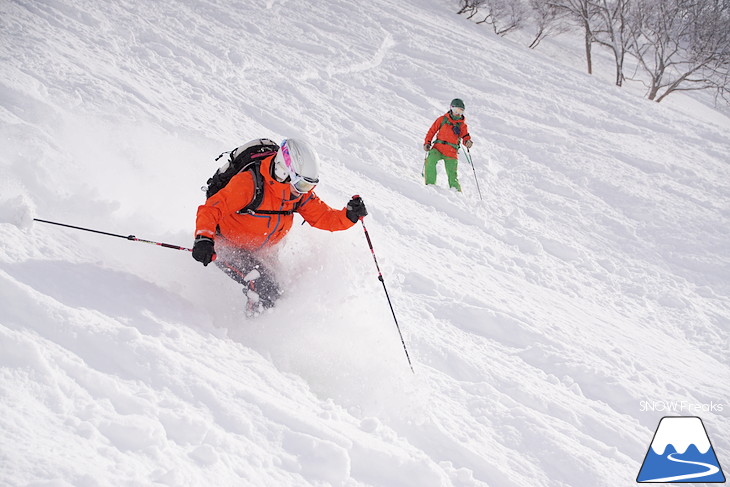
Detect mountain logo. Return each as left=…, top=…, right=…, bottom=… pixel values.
left=637, top=416, right=726, bottom=483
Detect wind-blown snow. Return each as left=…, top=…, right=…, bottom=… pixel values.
left=1, top=0, right=729, bottom=486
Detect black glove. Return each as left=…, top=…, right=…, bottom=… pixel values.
left=192, top=236, right=216, bottom=266
left=346, top=196, right=368, bottom=223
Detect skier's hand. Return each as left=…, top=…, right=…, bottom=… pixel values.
left=346, top=196, right=368, bottom=223
left=192, top=236, right=216, bottom=266
left=423, top=143, right=431, bottom=152
left=464, top=139, right=473, bottom=149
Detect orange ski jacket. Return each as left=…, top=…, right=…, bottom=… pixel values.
left=195, top=155, right=355, bottom=252
left=424, top=112, right=471, bottom=158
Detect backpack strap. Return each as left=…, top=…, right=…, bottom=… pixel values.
left=439, top=115, right=463, bottom=128
left=434, top=138, right=461, bottom=150
left=245, top=203, right=299, bottom=216
left=436, top=115, right=464, bottom=150
left=236, top=162, right=302, bottom=215
left=236, top=162, right=266, bottom=214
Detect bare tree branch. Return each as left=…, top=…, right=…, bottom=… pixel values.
left=528, top=0, right=572, bottom=49
left=628, top=0, right=730, bottom=102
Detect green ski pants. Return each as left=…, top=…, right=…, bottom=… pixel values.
left=424, top=148, right=461, bottom=191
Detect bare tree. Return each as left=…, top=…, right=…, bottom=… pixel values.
left=469, top=0, right=530, bottom=36
left=457, top=0, right=486, bottom=19
left=590, top=0, right=633, bottom=86
left=457, top=0, right=730, bottom=105
left=628, top=0, right=730, bottom=102
left=549, top=0, right=599, bottom=74
left=679, top=0, right=730, bottom=103
left=457, top=0, right=527, bottom=36
left=527, top=0, right=572, bottom=48
left=718, top=68, right=730, bottom=104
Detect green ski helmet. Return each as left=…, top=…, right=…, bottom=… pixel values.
left=450, top=98, right=465, bottom=116
left=450, top=98, right=465, bottom=109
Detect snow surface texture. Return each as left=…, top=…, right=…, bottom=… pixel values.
left=1, top=0, right=729, bottom=486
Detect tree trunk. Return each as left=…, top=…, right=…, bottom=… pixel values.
left=615, top=51, right=624, bottom=86
left=647, top=83, right=660, bottom=100
left=529, top=28, right=545, bottom=49
left=583, top=21, right=593, bottom=75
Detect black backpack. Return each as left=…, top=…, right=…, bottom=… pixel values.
left=203, top=138, right=294, bottom=215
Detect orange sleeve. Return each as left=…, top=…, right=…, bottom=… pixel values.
left=424, top=117, right=443, bottom=145
left=195, top=172, right=256, bottom=239
left=296, top=193, right=356, bottom=232
left=462, top=120, right=471, bottom=142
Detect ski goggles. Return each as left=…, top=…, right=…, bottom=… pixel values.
left=290, top=172, right=318, bottom=194
left=450, top=106, right=465, bottom=116
left=280, top=142, right=319, bottom=193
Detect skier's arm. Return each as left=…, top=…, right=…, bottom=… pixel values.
left=195, top=172, right=256, bottom=239
left=424, top=117, right=442, bottom=145
left=296, top=193, right=356, bottom=231
left=461, top=120, right=471, bottom=143
left=461, top=120, right=473, bottom=148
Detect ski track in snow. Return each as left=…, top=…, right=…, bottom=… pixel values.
left=1, top=0, right=729, bottom=486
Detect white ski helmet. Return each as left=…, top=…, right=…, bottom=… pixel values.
left=273, top=138, right=320, bottom=194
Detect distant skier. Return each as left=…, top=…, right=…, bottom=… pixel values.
left=423, top=98, right=473, bottom=191
left=192, top=138, right=368, bottom=315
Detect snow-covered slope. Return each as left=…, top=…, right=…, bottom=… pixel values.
left=1, top=0, right=728, bottom=485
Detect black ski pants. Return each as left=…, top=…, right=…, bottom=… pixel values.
left=214, top=249, right=280, bottom=309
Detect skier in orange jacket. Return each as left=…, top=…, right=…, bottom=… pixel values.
left=192, top=138, right=367, bottom=315
left=423, top=98, right=473, bottom=191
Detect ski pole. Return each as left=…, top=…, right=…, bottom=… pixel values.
left=422, top=147, right=428, bottom=180
left=354, top=199, right=414, bottom=374
left=33, top=218, right=193, bottom=252
left=463, top=147, right=483, bottom=200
